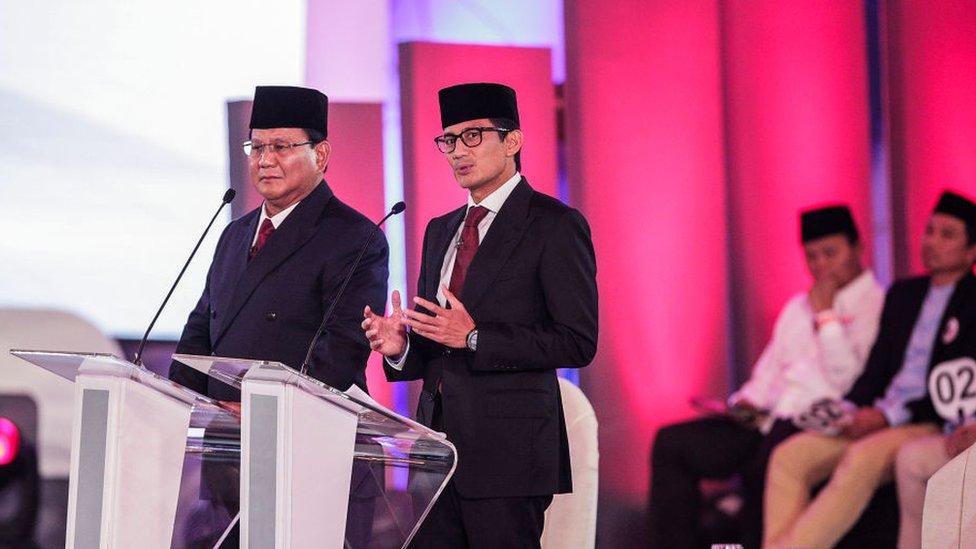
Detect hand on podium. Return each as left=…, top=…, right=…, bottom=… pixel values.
left=363, top=290, right=408, bottom=358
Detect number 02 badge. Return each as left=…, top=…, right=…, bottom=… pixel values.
left=929, top=357, right=976, bottom=423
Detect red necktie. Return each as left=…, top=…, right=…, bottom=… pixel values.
left=448, top=206, right=489, bottom=295
left=249, top=218, right=275, bottom=260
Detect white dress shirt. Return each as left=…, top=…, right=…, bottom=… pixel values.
left=434, top=172, right=522, bottom=306
left=730, top=269, right=886, bottom=430
left=251, top=198, right=301, bottom=246
left=388, top=172, right=522, bottom=369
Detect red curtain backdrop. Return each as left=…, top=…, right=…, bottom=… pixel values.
left=326, top=103, right=391, bottom=406
left=564, top=1, right=728, bottom=542
left=886, top=0, right=976, bottom=275
left=721, top=0, right=874, bottom=374
left=326, top=103, right=387, bottom=224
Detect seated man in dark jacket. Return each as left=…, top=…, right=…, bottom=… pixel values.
left=764, top=190, right=976, bottom=549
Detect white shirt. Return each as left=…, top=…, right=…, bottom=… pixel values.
left=388, top=171, right=522, bottom=369
left=435, top=172, right=522, bottom=306
left=251, top=199, right=301, bottom=246
left=730, top=269, right=886, bottom=429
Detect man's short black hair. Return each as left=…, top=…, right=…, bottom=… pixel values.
left=934, top=190, right=976, bottom=246
left=800, top=205, right=860, bottom=246
left=304, top=128, right=328, bottom=173
left=304, top=128, right=326, bottom=144
left=490, top=117, right=521, bottom=172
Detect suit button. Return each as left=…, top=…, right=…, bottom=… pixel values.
left=443, top=348, right=452, bottom=356
left=210, top=310, right=217, bottom=318
left=265, top=312, right=277, bottom=321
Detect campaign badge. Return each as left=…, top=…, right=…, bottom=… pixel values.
left=943, top=317, right=960, bottom=344
left=929, top=357, right=976, bottom=423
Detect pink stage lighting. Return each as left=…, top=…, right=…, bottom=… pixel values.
left=0, top=417, right=21, bottom=466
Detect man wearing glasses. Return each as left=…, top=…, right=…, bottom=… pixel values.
left=362, top=82, right=598, bottom=547
left=169, top=84, right=388, bottom=404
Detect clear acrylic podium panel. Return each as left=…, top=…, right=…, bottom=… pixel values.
left=173, top=354, right=458, bottom=549
left=10, top=350, right=241, bottom=548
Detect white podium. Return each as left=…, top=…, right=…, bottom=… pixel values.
left=173, top=354, right=457, bottom=549
left=921, top=441, right=976, bottom=547
left=10, top=350, right=241, bottom=549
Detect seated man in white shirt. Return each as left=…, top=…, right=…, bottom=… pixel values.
left=649, top=205, right=884, bottom=549
left=763, top=190, right=976, bottom=549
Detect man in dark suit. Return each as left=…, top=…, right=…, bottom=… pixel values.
left=362, top=82, right=598, bottom=548
left=764, top=191, right=976, bottom=548
left=169, top=85, right=388, bottom=399
left=166, top=86, right=388, bottom=547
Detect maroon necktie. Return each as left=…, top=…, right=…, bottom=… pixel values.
left=448, top=206, right=489, bottom=295
left=249, top=218, right=275, bottom=260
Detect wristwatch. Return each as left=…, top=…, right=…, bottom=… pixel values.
left=466, top=329, right=479, bottom=351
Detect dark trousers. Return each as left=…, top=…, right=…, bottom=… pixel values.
left=410, top=390, right=552, bottom=548
left=409, top=480, right=552, bottom=549
left=648, top=416, right=798, bottom=549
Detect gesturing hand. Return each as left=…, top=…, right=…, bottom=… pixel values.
left=729, top=399, right=767, bottom=429
left=840, top=407, right=888, bottom=439
left=403, top=286, right=476, bottom=349
left=362, top=290, right=408, bottom=357
left=809, top=278, right=839, bottom=313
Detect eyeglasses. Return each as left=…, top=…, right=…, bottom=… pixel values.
left=242, top=140, right=314, bottom=157
left=434, top=126, right=511, bottom=154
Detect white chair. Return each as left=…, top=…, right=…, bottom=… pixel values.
left=0, top=307, right=124, bottom=478
left=921, top=441, right=976, bottom=547
left=542, top=378, right=599, bottom=549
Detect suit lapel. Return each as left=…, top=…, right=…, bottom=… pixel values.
left=461, top=178, right=532, bottom=310
left=213, top=182, right=334, bottom=345
left=935, top=273, right=976, bottom=346
left=212, top=211, right=259, bottom=338
left=949, top=273, right=976, bottom=312
left=425, top=207, right=466, bottom=300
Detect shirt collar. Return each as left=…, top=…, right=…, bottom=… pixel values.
left=260, top=199, right=301, bottom=229
left=929, top=280, right=957, bottom=295
left=466, top=172, right=521, bottom=214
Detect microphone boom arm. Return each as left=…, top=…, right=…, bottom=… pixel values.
left=299, top=202, right=404, bottom=376
left=134, top=189, right=236, bottom=365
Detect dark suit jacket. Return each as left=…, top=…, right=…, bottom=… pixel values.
left=169, top=182, right=388, bottom=400
left=384, top=178, right=598, bottom=499
left=845, top=272, right=976, bottom=426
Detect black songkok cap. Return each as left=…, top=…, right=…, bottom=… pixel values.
left=438, top=83, right=519, bottom=129
left=934, top=190, right=976, bottom=243
left=800, top=205, right=859, bottom=244
left=249, top=85, right=329, bottom=138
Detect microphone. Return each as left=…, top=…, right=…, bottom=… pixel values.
left=300, top=201, right=406, bottom=376
left=133, top=189, right=236, bottom=365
